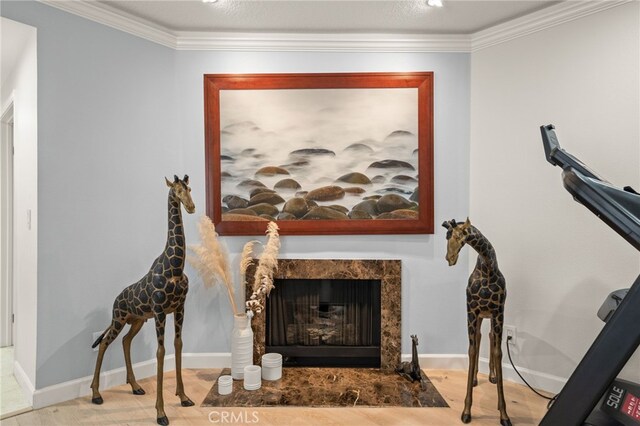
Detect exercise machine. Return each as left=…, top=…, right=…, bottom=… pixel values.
left=540, top=124, right=640, bottom=426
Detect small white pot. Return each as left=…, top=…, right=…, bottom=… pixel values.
left=261, top=353, right=283, bottom=381
left=243, top=365, right=262, bottom=391
left=217, top=375, right=233, bottom=395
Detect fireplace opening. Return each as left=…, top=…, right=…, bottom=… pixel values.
left=266, top=278, right=381, bottom=368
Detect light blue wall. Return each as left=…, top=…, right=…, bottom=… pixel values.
left=3, top=1, right=470, bottom=389
left=3, top=1, right=179, bottom=389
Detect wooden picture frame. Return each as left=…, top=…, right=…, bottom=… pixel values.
left=204, top=72, right=434, bottom=236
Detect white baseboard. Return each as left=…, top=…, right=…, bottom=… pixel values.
left=31, top=352, right=565, bottom=410
left=478, top=356, right=566, bottom=395
left=31, top=352, right=230, bottom=409
left=182, top=352, right=231, bottom=369
left=410, top=353, right=469, bottom=370
left=13, top=360, right=35, bottom=407
left=401, top=353, right=566, bottom=395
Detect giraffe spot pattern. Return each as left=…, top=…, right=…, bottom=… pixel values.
left=152, top=291, right=166, bottom=304
left=478, top=288, right=491, bottom=299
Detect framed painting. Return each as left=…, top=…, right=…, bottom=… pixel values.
left=204, top=72, right=434, bottom=236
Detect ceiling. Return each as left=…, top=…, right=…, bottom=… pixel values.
left=97, top=0, right=559, bottom=35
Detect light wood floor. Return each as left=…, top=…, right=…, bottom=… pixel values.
left=2, top=369, right=551, bottom=425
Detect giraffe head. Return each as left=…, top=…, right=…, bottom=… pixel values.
left=410, top=334, right=419, bottom=346
left=442, top=217, right=471, bottom=266
left=165, top=174, right=195, bottom=214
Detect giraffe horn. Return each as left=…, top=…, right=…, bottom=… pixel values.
left=174, top=174, right=179, bottom=183
left=183, top=174, right=189, bottom=184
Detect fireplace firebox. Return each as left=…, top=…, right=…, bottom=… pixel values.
left=246, top=259, right=401, bottom=371
left=266, top=278, right=382, bottom=367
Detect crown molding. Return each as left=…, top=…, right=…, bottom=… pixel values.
left=38, top=0, right=632, bottom=53
left=39, top=0, right=177, bottom=48
left=175, top=32, right=471, bottom=52
left=472, top=0, right=632, bottom=52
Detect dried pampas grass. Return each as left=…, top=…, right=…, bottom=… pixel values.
left=188, top=215, right=239, bottom=315
left=188, top=217, right=281, bottom=316
left=239, top=240, right=257, bottom=288
left=253, top=221, right=280, bottom=295
left=246, top=221, right=280, bottom=314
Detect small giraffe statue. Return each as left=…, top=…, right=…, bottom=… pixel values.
left=90, top=175, right=195, bottom=426
left=443, top=218, right=511, bottom=426
left=396, top=335, right=423, bottom=383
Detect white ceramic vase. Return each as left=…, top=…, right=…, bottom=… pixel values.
left=231, top=311, right=253, bottom=380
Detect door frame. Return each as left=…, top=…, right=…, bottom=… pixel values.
left=1, top=100, right=14, bottom=347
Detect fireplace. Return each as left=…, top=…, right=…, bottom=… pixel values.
left=266, top=278, right=382, bottom=367
left=246, top=259, right=401, bottom=371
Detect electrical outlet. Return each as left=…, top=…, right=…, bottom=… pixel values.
left=504, top=325, right=517, bottom=345
left=92, top=331, right=103, bottom=352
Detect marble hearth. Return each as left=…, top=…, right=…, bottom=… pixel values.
left=246, top=259, right=401, bottom=371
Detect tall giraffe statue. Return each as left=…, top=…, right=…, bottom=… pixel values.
left=443, top=218, right=511, bottom=426
left=90, top=175, right=195, bottom=426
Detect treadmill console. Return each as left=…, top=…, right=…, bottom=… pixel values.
left=601, top=379, right=640, bottom=425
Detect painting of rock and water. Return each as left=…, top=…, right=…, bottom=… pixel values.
left=218, top=87, right=421, bottom=223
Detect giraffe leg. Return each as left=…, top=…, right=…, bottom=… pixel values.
left=90, top=317, right=126, bottom=404
left=122, top=319, right=145, bottom=395
left=472, top=321, right=481, bottom=387
left=154, top=312, right=169, bottom=426
left=489, top=329, right=497, bottom=384
left=492, top=316, right=511, bottom=426
left=462, top=314, right=481, bottom=424
left=174, top=307, right=194, bottom=406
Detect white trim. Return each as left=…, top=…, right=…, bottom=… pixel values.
left=174, top=32, right=471, bottom=52
left=182, top=352, right=231, bottom=369
left=38, top=0, right=176, bottom=49
left=471, top=0, right=632, bottom=51
left=401, top=353, right=566, bottom=394
left=1, top=93, right=16, bottom=124
left=31, top=352, right=230, bottom=409
left=13, top=359, right=35, bottom=407
left=29, top=352, right=564, bottom=409
left=0, top=99, right=14, bottom=348
left=36, top=0, right=632, bottom=53
left=401, top=353, right=469, bottom=370
left=478, top=357, right=566, bottom=395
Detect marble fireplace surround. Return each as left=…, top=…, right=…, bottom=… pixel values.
left=246, top=259, right=401, bottom=371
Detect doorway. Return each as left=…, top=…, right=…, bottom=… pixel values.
left=0, top=102, right=29, bottom=419
left=1, top=103, right=14, bottom=349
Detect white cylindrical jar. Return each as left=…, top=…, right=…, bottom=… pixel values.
left=243, top=365, right=262, bottom=391
left=261, top=353, right=282, bottom=381
left=231, top=312, right=254, bottom=380
left=217, top=375, right=233, bottom=395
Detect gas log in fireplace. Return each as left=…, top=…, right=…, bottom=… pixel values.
left=246, top=259, right=401, bottom=371
left=266, top=278, right=382, bottom=367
